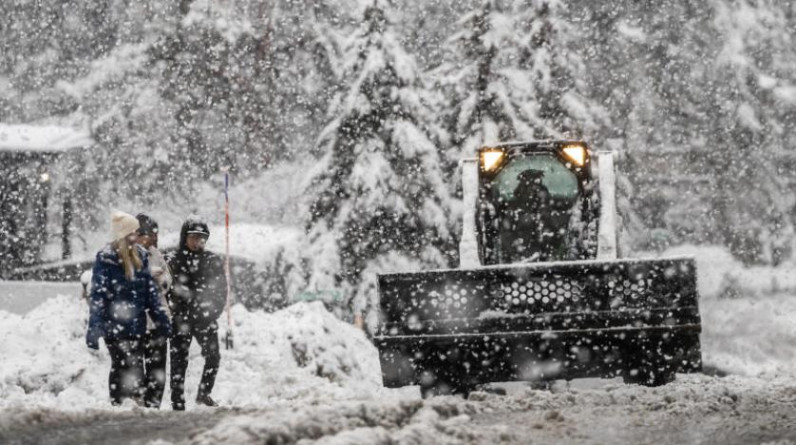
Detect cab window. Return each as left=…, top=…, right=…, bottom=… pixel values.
left=492, top=154, right=580, bottom=205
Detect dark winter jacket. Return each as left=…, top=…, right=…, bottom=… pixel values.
left=86, top=245, right=172, bottom=349
left=167, top=219, right=227, bottom=329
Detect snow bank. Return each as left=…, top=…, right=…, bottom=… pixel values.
left=214, top=301, right=384, bottom=405
left=662, top=244, right=796, bottom=299
left=701, top=292, right=796, bottom=376
left=0, top=295, right=103, bottom=410
left=0, top=296, right=385, bottom=414
left=0, top=280, right=82, bottom=315
left=658, top=245, right=796, bottom=376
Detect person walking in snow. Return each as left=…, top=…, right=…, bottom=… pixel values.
left=167, top=216, right=227, bottom=410
left=135, top=213, right=173, bottom=409
left=86, top=211, right=172, bottom=406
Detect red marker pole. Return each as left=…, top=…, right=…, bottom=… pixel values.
left=223, top=168, right=233, bottom=349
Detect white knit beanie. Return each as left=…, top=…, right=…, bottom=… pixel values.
left=111, top=211, right=140, bottom=241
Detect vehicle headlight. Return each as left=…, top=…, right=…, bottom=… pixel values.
left=561, top=144, right=588, bottom=167
left=481, top=149, right=506, bottom=173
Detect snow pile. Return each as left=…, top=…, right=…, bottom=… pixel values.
left=0, top=295, right=103, bottom=409
left=660, top=245, right=796, bottom=376
left=0, top=296, right=384, bottom=413
left=701, top=292, right=796, bottom=376
left=214, top=302, right=384, bottom=405
left=662, top=244, right=796, bottom=299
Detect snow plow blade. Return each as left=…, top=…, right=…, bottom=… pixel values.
left=374, top=257, right=702, bottom=392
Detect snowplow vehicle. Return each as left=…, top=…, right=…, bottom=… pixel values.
left=374, top=141, right=702, bottom=397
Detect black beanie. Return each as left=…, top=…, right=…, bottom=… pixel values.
left=136, top=213, right=159, bottom=235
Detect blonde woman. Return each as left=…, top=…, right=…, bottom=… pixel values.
left=86, top=211, right=172, bottom=406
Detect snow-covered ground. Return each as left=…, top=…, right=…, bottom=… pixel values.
left=0, top=280, right=81, bottom=315
left=2, top=245, right=796, bottom=444
left=0, top=299, right=389, bottom=414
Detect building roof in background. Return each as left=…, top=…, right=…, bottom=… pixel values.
left=0, top=124, right=93, bottom=153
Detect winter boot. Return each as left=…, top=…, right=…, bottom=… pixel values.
left=196, top=394, right=218, bottom=407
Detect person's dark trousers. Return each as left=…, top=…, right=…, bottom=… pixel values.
left=105, top=338, right=145, bottom=406
left=170, top=318, right=220, bottom=409
left=143, top=330, right=168, bottom=408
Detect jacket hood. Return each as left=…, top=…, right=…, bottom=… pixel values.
left=178, top=215, right=210, bottom=251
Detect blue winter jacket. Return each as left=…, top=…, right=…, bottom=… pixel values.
left=86, top=245, right=172, bottom=349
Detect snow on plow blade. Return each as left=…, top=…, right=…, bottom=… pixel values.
left=374, top=257, right=702, bottom=391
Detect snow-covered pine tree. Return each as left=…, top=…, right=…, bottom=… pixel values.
left=577, top=0, right=720, bottom=252
left=437, top=0, right=605, bottom=164
left=436, top=0, right=527, bottom=164
left=0, top=0, right=122, bottom=122
left=513, top=0, right=607, bottom=142
left=513, top=0, right=636, bottom=251
left=708, top=0, right=796, bottom=265
left=50, top=2, right=182, bottom=231
left=242, top=0, right=351, bottom=160
left=303, top=2, right=455, bottom=324
left=594, top=16, right=667, bottom=252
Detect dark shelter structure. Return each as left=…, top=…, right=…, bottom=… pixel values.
left=0, top=124, right=91, bottom=278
